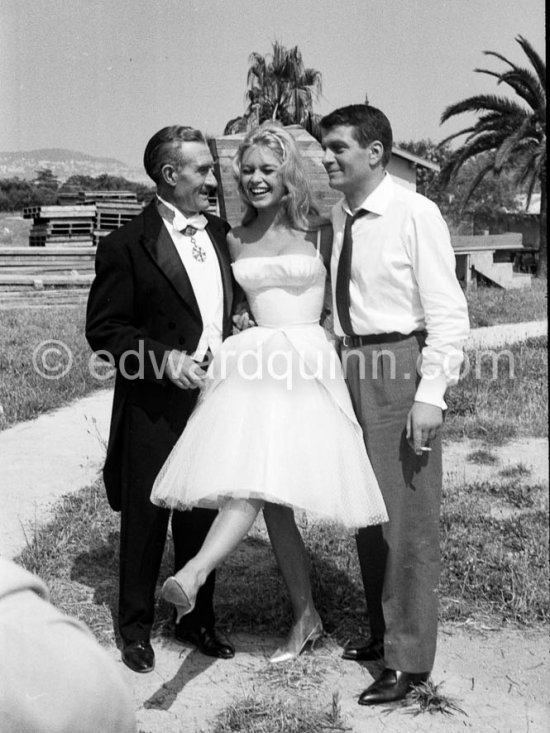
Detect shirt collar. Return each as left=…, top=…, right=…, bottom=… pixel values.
left=341, top=172, right=394, bottom=217
left=157, top=195, right=208, bottom=231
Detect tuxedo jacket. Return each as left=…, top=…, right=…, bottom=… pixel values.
left=86, top=200, right=234, bottom=511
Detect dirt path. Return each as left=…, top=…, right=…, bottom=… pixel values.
left=108, top=436, right=548, bottom=733
left=104, top=625, right=548, bottom=733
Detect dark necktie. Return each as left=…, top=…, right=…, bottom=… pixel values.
left=335, top=209, right=367, bottom=335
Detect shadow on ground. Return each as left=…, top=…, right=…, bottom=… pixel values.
left=66, top=517, right=370, bottom=648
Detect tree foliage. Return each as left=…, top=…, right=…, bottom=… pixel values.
left=0, top=173, right=154, bottom=212
left=438, top=36, right=546, bottom=276
left=224, top=41, right=323, bottom=137
left=398, top=139, right=520, bottom=232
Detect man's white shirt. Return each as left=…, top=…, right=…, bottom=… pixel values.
left=330, top=174, right=470, bottom=409
left=157, top=196, right=223, bottom=361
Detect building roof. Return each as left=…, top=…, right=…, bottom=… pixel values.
left=391, top=146, right=440, bottom=172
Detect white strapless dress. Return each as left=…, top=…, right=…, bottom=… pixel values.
left=151, top=254, right=388, bottom=528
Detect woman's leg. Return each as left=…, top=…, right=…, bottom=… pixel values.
left=263, top=503, right=322, bottom=658
left=166, top=498, right=263, bottom=614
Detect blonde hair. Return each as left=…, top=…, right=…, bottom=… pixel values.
left=232, top=122, right=318, bottom=228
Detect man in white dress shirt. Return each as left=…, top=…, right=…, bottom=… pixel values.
left=87, top=126, right=235, bottom=673
left=320, top=105, right=469, bottom=705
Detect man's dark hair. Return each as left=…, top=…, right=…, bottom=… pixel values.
left=320, top=105, right=393, bottom=166
left=143, top=126, right=206, bottom=184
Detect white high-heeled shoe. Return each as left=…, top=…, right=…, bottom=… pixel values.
left=269, top=622, right=324, bottom=664
left=161, top=576, right=196, bottom=624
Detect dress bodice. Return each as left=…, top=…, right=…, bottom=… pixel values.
left=232, top=254, right=326, bottom=328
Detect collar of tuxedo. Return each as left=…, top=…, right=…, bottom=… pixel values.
left=157, top=198, right=208, bottom=232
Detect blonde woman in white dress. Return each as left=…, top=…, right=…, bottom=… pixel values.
left=151, top=122, right=387, bottom=662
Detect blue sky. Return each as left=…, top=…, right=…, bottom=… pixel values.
left=1, top=0, right=545, bottom=166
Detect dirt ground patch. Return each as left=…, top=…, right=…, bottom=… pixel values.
left=114, top=626, right=548, bottom=732
left=443, top=437, right=548, bottom=488
left=110, top=437, right=548, bottom=733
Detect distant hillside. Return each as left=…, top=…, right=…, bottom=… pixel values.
left=0, top=148, right=149, bottom=183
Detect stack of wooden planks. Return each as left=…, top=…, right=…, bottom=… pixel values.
left=94, top=198, right=143, bottom=244
left=0, top=246, right=96, bottom=277
left=1, top=191, right=145, bottom=305
left=24, top=205, right=96, bottom=247
left=0, top=246, right=96, bottom=307
left=58, top=190, right=138, bottom=205
left=23, top=191, right=143, bottom=247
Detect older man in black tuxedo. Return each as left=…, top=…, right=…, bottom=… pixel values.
left=86, top=126, right=235, bottom=673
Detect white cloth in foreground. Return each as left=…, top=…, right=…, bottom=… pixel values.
left=152, top=252, right=388, bottom=528
left=0, top=558, right=136, bottom=733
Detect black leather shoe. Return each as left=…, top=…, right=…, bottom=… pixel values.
left=358, top=667, right=430, bottom=705
left=342, top=638, right=384, bottom=661
left=121, top=640, right=155, bottom=673
left=175, top=626, right=235, bottom=659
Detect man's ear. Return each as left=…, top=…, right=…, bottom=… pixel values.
left=369, top=141, right=385, bottom=166
left=161, top=164, right=177, bottom=187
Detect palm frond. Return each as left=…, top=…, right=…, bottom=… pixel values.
left=475, top=66, right=544, bottom=112
left=497, top=68, right=546, bottom=110
left=438, top=127, right=477, bottom=147
left=302, top=68, right=323, bottom=97
left=460, top=160, right=496, bottom=210
left=523, top=168, right=540, bottom=209
left=516, top=35, right=547, bottom=89
left=482, top=48, right=517, bottom=70
left=440, top=94, right=527, bottom=123
left=516, top=147, right=545, bottom=189
left=440, top=140, right=495, bottom=185
left=494, top=118, right=536, bottom=169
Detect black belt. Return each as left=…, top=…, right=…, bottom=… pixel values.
left=339, top=331, right=426, bottom=348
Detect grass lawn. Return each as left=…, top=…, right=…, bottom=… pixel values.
left=0, top=213, right=31, bottom=247
left=0, top=304, right=112, bottom=431
left=445, top=336, right=548, bottom=442
left=467, top=278, right=547, bottom=327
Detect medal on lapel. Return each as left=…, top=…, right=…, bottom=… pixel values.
left=182, top=225, right=207, bottom=263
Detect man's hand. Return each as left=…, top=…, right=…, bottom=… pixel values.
left=406, top=401, right=443, bottom=456
left=232, top=301, right=255, bottom=332
left=165, top=350, right=206, bottom=390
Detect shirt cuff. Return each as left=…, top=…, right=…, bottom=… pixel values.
left=414, top=374, right=448, bottom=410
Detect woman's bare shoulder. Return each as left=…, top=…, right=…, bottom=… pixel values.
left=227, top=227, right=245, bottom=258
left=227, top=225, right=261, bottom=259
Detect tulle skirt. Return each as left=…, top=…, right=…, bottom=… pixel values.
left=151, top=325, right=388, bottom=528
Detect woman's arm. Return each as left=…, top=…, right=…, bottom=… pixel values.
left=226, top=230, right=255, bottom=331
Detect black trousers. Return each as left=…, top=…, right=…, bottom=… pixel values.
left=118, top=404, right=217, bottom=643
left=343, top=334, right=442, bottom=673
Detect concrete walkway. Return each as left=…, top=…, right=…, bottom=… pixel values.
left=0, top=389, right=112, bottom=559
left=467, top=318, right=546, bottom=348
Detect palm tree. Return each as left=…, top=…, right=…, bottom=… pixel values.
left=224, top=42, right=323, bottom=137
left=439, top=36, right=546, bottom=276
